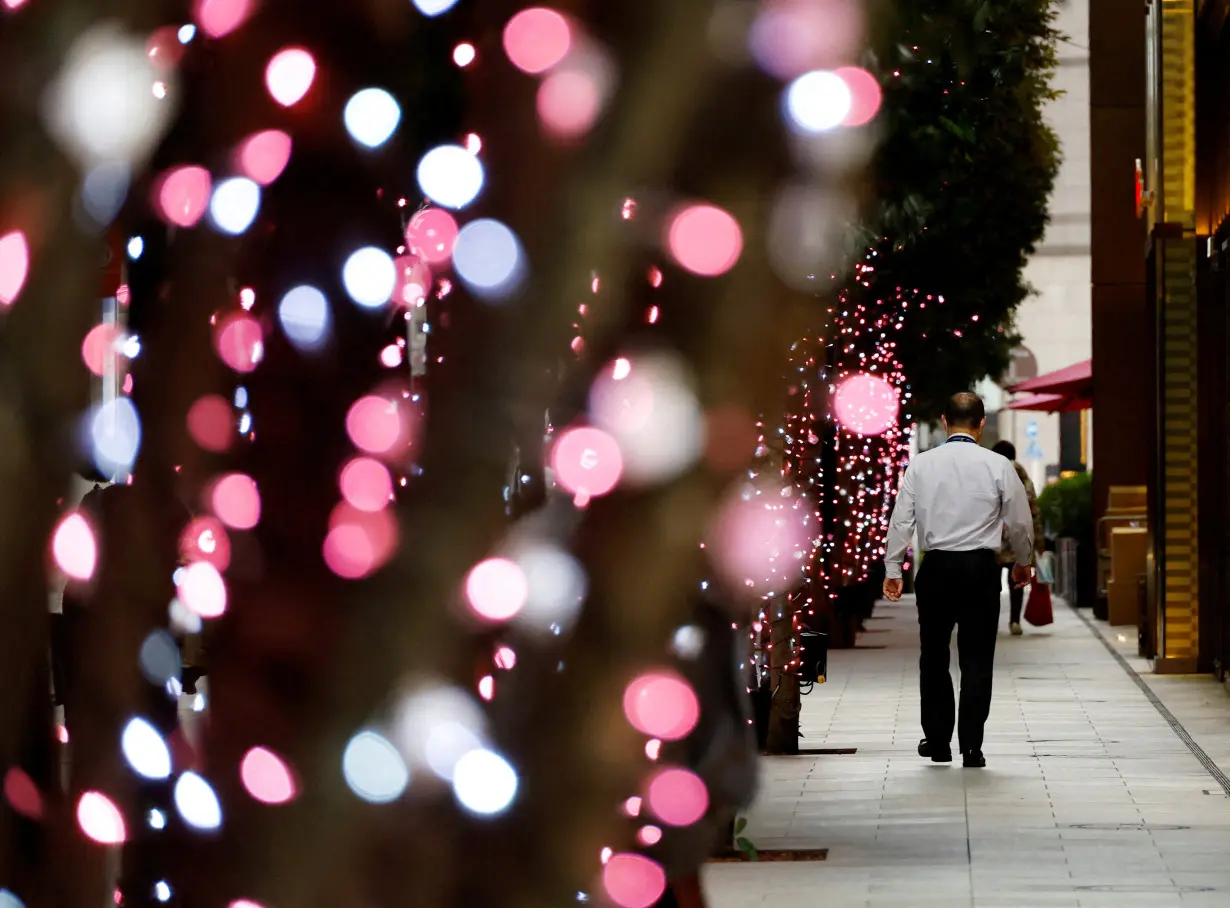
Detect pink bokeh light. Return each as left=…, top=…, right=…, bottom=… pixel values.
left=379, top=344, right=403, bottom=368
left=237, top=130, right=292, bottom=186
left=833, top=373, right=899, bottom=436
left=622, top=671, right=700, bottom=741
left=240, top=747, right=297, bottom=805
left=145, top=27, right=184, bottom=74
left=836, top=66, right=882, bottom=126
left=709, top=484, right=811, bottom=593
left=157, top=166, right=211, bottom=228
left=646, top=766, right=709, bottom=826
left=406, top=207, right=459, bottom=265
left=195, top=0, right=253, bottom=38
left=53, top=512, right=97, bottom=581
left=637, top=825, right=662, bottom=846
left=77, top=791, right=126, bottom=845
left=325, top=503, right=398, bottom=579
left=494, top=645, right=517, bottom=670
left=666, top=204, right=743, bottom=277
left=339, top=457, right=393, bottom=512
left=346, top=395, right=403, bottom=455
left=503, top=7, right=572, bottom=74
left=602, top=853, right=667, bottom=908
left=265, top=47, right=316, bottom=107
left=465, top=557, right=528, bottom=623
left=211, top=473, right=262, bottom=530
left=537, top=69, right=601, bottom=138
left=0, top=230, right=29, bottom=306
left=478, top=675, right=495, bottom=700
left=178, top=560, right=228, bottom=618
left=323, top=524, right=375, bottom=579
left=748, top=0, right=864, bottom=80
left=393, top=254, right=432, bottom=308
left=187, top=394, right=234, bottom=452
left=550, top=426, right=623, bottom=498
left=179, top=516, right=232, bottom=572
left=81, top=323, right=121, bottom=377
left=4, top=767, right=43, bottom=820
left=215, top=314, right=264, bottom=374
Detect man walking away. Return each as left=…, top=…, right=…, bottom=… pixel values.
left=990, top=440, right=1044, bottom=636
left=881, top=393, right=1035, bottom=768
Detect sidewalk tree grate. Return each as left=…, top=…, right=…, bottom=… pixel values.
left=1074, top=885, right=1215, bottom=893
left=709, top=849, right=828, bottom=863
left=797, top=748, right=858, bottom=755
left=1067, top=823, right=1189, bottom=831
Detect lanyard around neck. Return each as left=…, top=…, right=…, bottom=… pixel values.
left=946, top=434, right=976, bottom=444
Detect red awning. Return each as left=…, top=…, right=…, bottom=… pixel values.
left=1007, top=359, right=1092, bottom=397
left=1005, top=392, right=1090, bottom=413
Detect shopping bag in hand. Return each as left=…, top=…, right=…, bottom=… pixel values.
left=1036, top=551, right=1056, bottom=586
left=1023, top=581, right=1054, bottom=627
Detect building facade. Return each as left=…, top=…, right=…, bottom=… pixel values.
left=997, top=0, right=1093, bottom=491
left=1117, top=0, right=1230, bottom=678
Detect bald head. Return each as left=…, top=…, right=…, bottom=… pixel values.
left=943, top=392, right=986, bottom=433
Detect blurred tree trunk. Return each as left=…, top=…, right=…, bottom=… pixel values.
left=0, top=1, right=870, bottom=905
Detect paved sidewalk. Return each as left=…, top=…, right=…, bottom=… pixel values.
left=705, top=596, right=1230, bottom=907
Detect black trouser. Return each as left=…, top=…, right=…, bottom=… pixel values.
left=1002, top=563, right=1025, bottom=625
left=915, top=550, right=1001, bottom=754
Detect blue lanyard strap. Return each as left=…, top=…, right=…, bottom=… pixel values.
left=946, top=434, right=976, bottom=444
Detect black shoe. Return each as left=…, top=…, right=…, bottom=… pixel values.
left=918, top=738, right=952, bottom=763
left=962, top=750, right=986, bottom=768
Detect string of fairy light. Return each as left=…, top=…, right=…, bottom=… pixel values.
left=749, top=244, right=923, bottom=696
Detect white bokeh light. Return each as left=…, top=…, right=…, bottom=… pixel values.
left=416, top=145, right=484, bottom=210
left=127, top=236, right=144, bottom=259
left=43, top=24, right=176, bottom=171
left=343, top=247, right=397, bottom=309
left=412, top=0, right=461, bottom=16
left=588, top=353, right=704, bottom=486
left=344, top=88, right=402, bottom=149
left=394, top=683, right=488, bottom=779
left=452, top=219, right=525, bottom=300
left=173, top=772, right=223, bottom=831
left=177, top=25, right=197, bottom=44
left=342, top=730, right=409, bottom=804
left=121, top=717, right=172, bottom=780
left=511, top=543, right=588, bottom=636
left=209, top=177, right=260, bottom=235
left=278, top=285, right=331, bottom=352
left=452, top=748, right=518, bottom=816
left=785, top=70, right=852, bottom=133
left=89, top=397, right=141, bottom=477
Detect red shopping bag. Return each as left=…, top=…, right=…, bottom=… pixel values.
left=1023, top=581, right=1053, bottom=627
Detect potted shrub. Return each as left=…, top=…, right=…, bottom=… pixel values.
left=1038, top=472, right=1095, bottom=608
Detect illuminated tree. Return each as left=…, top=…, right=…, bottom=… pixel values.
left=0, top=0, right=873, bottom=902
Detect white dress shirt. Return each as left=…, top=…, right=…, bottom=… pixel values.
left=884, top=434, right=1035, bottom=579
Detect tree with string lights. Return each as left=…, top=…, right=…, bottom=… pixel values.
left=0, top=0, right=879, bottom=904
left=755, top=0, right=1059, bottom=752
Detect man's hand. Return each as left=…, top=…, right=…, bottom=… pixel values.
left=883, top=578, right=903, bottom=602
left=1012, top=564, right=1034, bottom=589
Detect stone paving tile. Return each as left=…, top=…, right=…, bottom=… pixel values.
left=703, top=596, right=1230, bottom=908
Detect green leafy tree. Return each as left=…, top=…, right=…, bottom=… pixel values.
left=861, top=0, right=1061, bottom=419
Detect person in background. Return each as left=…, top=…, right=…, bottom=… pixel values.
left=881, top=392, right=1035, bottom=769
left=990, top=440, right=1044, bottom=636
